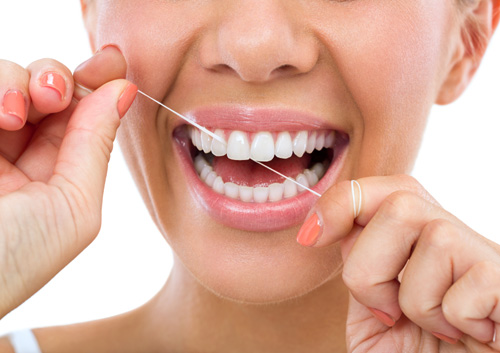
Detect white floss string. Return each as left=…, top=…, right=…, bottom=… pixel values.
left=137, top=90, right=225, bottom=145
left=351, top=180, right=362, bottom=218
left=253, top=160, right=322, bottom=197
left=75, top=83, right=321, bottom=198
left=135, top=89, right=321, bottom=198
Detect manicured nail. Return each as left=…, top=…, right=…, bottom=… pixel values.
left=2, top=90, right=26, bottom=124
left=431, top=332, right=459, bottom=345
left=117, top=83, right=138, bottom=119
left=40, top=72, right=66, bottom=100
left=75, top=44, right=122, bottom=72
left=368, top=308, right=396, bottom=327
left=95, top=43, right=122, bottom=55
left=297, top=213, right=322, bottom=247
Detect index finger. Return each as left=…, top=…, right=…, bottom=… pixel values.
left=297, top=174, right=439, bottom=247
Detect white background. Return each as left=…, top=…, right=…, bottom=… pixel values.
left=0, top=0, right=498, bottom=334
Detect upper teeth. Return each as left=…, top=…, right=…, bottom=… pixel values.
left=189, top=127, right=335, bottom=162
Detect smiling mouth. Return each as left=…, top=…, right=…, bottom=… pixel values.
left=184, top=126, right=345, bottom=203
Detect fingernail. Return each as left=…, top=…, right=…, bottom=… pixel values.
left=75, top=44, right=122, bottom=72
left=40, top=72, right=66, bottom=101
left=95, top=43, right=122, bottom=55
left=368, top=308, right=396, bottom=327
left=431, top=332, right=459, bottom=345
left=2, top=90, right=26, bottom=124
left=117, top=83, right=138, bottom=119
left=297, top=213, right=322, bottom=247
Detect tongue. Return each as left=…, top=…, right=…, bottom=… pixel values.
left=213, top=155, right=311, bottom=187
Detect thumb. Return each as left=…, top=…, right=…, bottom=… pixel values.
left=50, top=79, right=137, bottom=243
left=73, top=44, right=128, bottom=100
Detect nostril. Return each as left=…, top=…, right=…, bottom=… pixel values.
left=209, top=64, right=235, bottom=75
left=274, top=64, right=300, bottom=77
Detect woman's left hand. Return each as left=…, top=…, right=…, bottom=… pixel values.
left=300, top=175, right=500, bottom=352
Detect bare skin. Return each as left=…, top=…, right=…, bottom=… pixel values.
left=1, top=0, right=500, bottom=352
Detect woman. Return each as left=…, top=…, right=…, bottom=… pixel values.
left=0, top=0, right=499, bottom=351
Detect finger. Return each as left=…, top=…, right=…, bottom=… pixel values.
left=341, top=190, right=461, bottom=324
left=48, top=79, right=137, bottom=245
left=73, top=45, right=127, bottom=101
left=0, top=153, right=30, bottom=195
left=0, top=60, right=30, bottom=131
left=297, top=175, right=439, bottom=248
left=15, top=106, right=74, bottom=182
left=443, top=261, right=500, bottom=349
left=398, top=219, right=468, bottom=343
left=26, top=59, right=74, bottom=123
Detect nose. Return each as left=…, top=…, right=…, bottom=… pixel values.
left=198, top=1, right=319, bottom=83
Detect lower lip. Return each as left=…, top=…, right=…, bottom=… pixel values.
left=173, top=135, right=348, bottom=232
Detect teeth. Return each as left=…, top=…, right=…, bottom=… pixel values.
left=194, top=154, right=210, bottom=174
left=250, top=132, right=275, bottom=162
left=315, top=132, right=325, bottom=151
left=213, top=176, right=225, bottom=194
left=275, top=132, right=293, bottom=159
left=325, top=132, right=335, bottom=149
left=239, top=186, right=254, bottom=202
left=253, top=187, right=269, bottom=203
left=205, top=171, right=218, bottom=187
left=268, top=183, right=285, bottom=202
left=305, top=131, right=317, bottom=154
left=293, top=131, right=308, bottom=158
left=295, top=173, right=310, bottom=192
left=194, top=154, right=326, bottom=203
left=201, top=131, right=213, bottom=154
left=304, top=169, right=319, bottom=186
left=224, top=182, right=239, bottom=199
left=211, top=129, right=227, bottom=157
left=283, top=179, right=298, bottom=198
left=189, top=127, right=334, bottom=161
left=193, top=129, right=203, bottom=151
left=227, top=131, right=251, bottom=160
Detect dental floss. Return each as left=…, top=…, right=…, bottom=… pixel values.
left=253, top=160, right=322, bottom=197
left=351, top=180, right=362, bottom=218
left=137, top=90, right=225, bottom=145
left=74, top=82, right=321, bottom=198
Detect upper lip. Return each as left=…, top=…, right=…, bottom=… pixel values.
left=174, top=106, right=345, bottom=133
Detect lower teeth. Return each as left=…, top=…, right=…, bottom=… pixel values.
left=194, top=154, right=326, bottom=203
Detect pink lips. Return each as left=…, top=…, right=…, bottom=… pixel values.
left=172, top=107, right=348, bottom=232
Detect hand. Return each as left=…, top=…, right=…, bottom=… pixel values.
left=0, top=46, right=136, bottom=318
left=298, top=175, right=500, bottom=352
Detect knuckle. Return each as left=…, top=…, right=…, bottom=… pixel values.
left=399, top=286, right=435, bottom=321
left=395, top=174, right=422, bottom=192
left=419, top=219, right=457, bottom=251
left=469, top=261, right=500, bottom=288
left=379, top=190, right=421, bottom=222
left=441, top=292, right=461, bottom=323
left=342, top=267, right=368, bottom=295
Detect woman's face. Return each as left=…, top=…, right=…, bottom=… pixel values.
left=86, top=0, right=461, bottom=302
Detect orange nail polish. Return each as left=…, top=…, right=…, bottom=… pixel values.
left=431, top=332, right=459, bottom=345
left=368, top=308, right=396, bottom=327
left=2, top=90, right=26, bottom=123
left=117, top=83, right=138, bottom=119
left=40, top=72, right=66, bottom=100
left=297, top=213, right=322, bottom=247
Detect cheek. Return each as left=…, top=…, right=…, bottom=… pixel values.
left=94, top=1, right=207, bottom=94
left=318, top=1, right=454, bottom=175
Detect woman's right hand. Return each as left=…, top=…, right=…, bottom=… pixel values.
left=0, top=45, right=136, bottom=318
